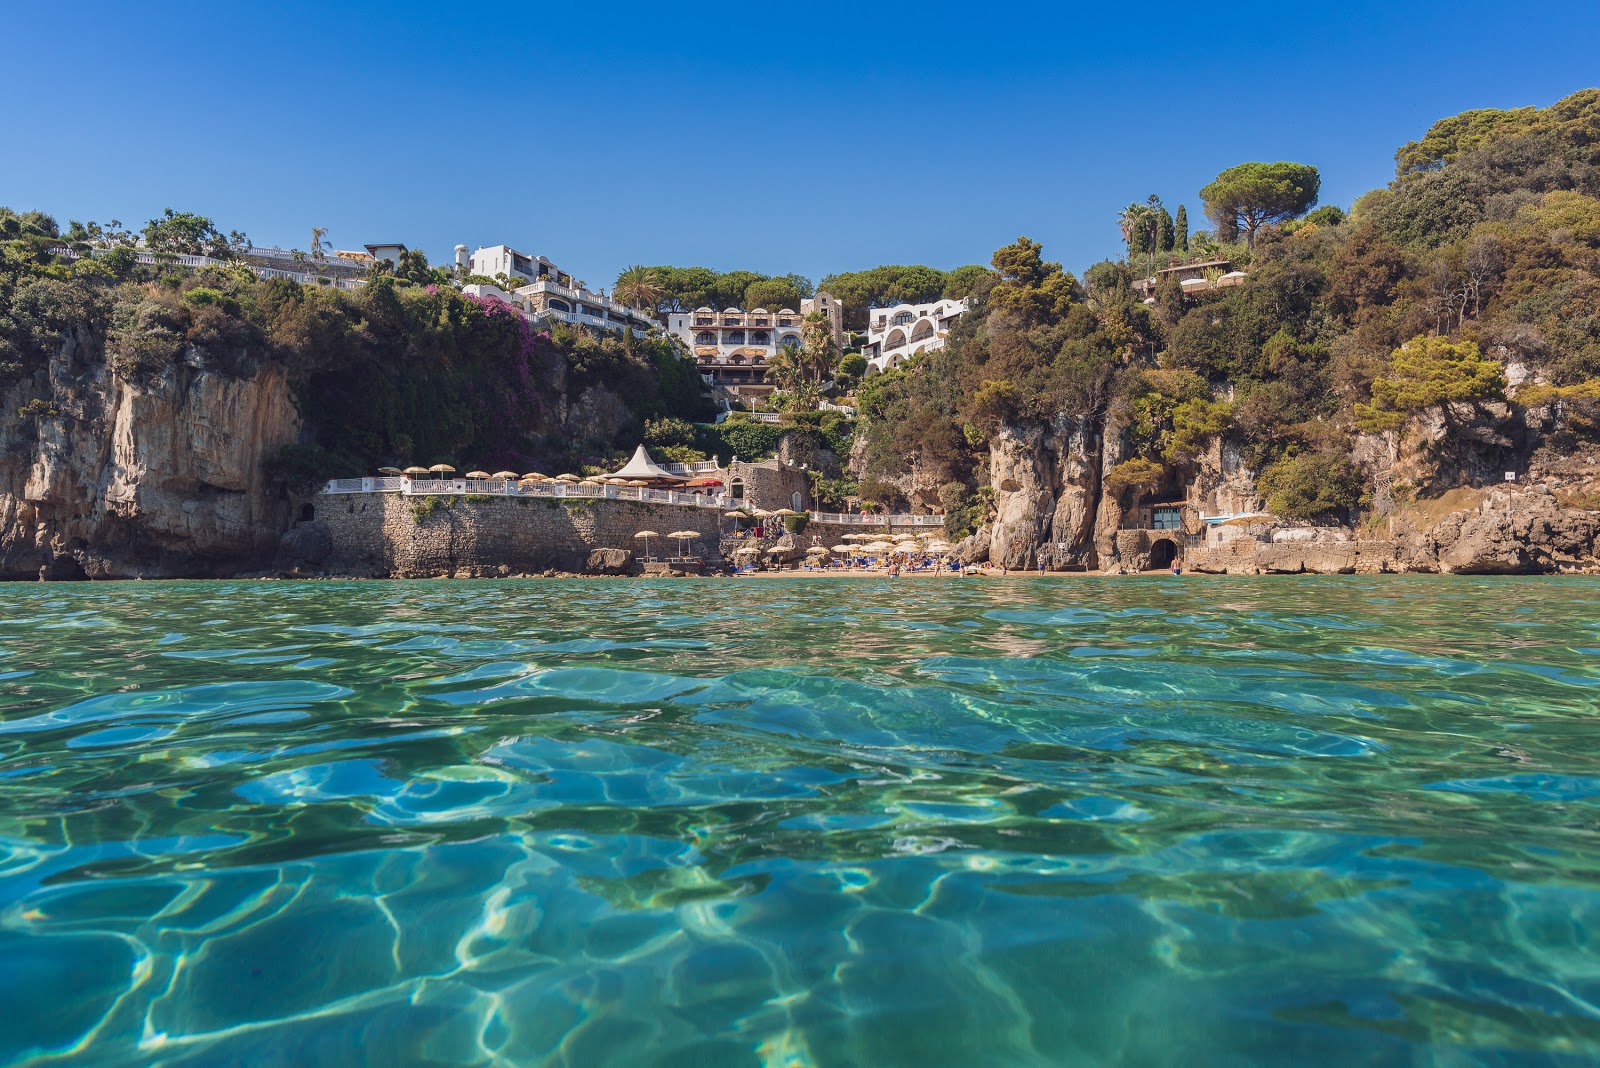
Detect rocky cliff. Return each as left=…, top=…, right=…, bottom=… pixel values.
left=966, top=409, right=1600, bottom=575
left=0, top=335, right=300, bottom=580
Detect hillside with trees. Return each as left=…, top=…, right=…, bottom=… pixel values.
left=0, top=212, right=714, bottom=487
left=851, top=89, right=1600, bottom=568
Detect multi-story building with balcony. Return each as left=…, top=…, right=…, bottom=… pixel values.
left=861, top=297, right=969, bottom=375
left=665, top=306, right=803, bottom=396
left=459, top=243, right=655, bottom=334
left=664, top=291, right=844, bottom=397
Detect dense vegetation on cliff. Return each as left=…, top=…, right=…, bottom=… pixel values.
left=0, top=228, right=712, bottom=485
left=854, top=90, right=1600, bottom=531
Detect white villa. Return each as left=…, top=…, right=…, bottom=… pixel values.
left=460, top=243, right=655, bottom=334
left=664, top=292, right=842, bottom=396
left=861, top=297, right=968, bottom=375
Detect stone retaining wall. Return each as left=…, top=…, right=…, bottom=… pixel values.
left=1184, top=539, right=1405, bottom=575
left=313, top=494, right=725, bottom=577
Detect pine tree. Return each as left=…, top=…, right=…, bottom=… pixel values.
left=1174, top=205, right=1189, bottom=251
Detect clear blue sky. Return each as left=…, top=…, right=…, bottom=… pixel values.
left=6, top=1, right=1598, bottom=288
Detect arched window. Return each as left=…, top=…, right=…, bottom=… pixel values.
left=695, top=331, right=716, bottom=345
left=778, top=333, right=801, bottom=349
left=548, top=299, right=570, bottom=312
left=751, top=331, right=770, bottom=345
left=893, top=311, right=913, bottom=325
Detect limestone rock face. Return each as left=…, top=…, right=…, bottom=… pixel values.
left=0, top=342, right=300, bottom=579
left=585, top=547, right=635, bottom=575
left=1426, top=492, right=1600, bottom=574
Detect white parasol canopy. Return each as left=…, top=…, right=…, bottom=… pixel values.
left=607, top=445, right=689, bottom=482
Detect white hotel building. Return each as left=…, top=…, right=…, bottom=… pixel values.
left=459, top=244, right=655, bottom=334
left=861, top=297, right=969, bottom=375
left=665, top=292, right=840, bottom=396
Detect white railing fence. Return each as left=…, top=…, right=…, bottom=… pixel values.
left=48, top=246, right=365, bottom=290
left=316, top=478, right=946, bottom=526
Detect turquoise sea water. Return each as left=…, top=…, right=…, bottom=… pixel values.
left=2, top=577, right=1599, bottom=1066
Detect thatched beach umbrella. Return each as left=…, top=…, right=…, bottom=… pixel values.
left=633, top=529, right=659, bottom=559
left=556, top=473, right=580, bottom=483
left=403, top=466, right=429, bottom=477
left=830, top=544, right=852, bottom=553
left=523, top=472, right=545, bottom=480
left=465, top=470, right=491, bottom=479
left=492, top=470, right=519, bottom=480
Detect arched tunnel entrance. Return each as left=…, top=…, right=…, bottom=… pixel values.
left=1148, top=538, right=1178, bottom=571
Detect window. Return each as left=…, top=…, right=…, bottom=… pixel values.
left=696, top=332, right=716, bottom=345
left=1152, top=507, right=1182, bottom=530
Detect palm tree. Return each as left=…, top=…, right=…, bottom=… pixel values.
left=310, top=227, right=328, bottom=261
left=614, top=265, right=664, bottom=312
left=799, top=311, right=837, bottom=384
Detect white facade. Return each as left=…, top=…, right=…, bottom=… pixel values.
left=462, top=243, right=654, bottom=334
left=666, top=306, right=809, bottom=394
left=861, top=298, right=968, bottom=374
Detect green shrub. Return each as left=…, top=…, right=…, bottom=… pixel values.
left=1257, top=452, right=1365, bottom=520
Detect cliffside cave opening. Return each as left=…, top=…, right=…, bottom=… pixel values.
left=1148, top=538, right=1178, bottom=571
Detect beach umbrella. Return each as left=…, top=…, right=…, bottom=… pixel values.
left=556, top=473, right=580, bottom=482
left=668, top=530, right=700, bottom=560
left=523, top=472, right=545, bottom=480
left=751, top=508, right=774, bottom=518
left=628, top=479, right=648, bottom=487
left=428, top=464, right=456, bottom=475
left=633, top=529, right=659, bottom=559
left=830, top=544, right=852, bottom=553
left=724, top=511, right=749, bottom=519
left=378, top=466, right=403, bottom=476
left=465, top=470, right=491, bottom=479
left=806, top=546, right=828, bottom=555
left=492, top=470, right=519, bottom=480
left=403, top=466, right=429, bottom=477
left=771, top=508, right=800, bottom=516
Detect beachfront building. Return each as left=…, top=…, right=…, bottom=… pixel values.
left=461, top=243, right=655, bottom=334
left=664, top=292, right=844, bottom=398
left=666, top=306, right=803, bottom=396
left=860, top=298, right=969, bottom=375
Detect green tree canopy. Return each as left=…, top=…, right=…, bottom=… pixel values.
left=1257, top=452, right=1364, bottom=520
left=613, top=265, right=665, bottom=310
left=744, top=276, right=806, bottom=312
left=1200, top=162, right=1321, bottom=247
left=143, top=209, right=248, bottom=259
left=1354, top=335, right=1506, bottom=430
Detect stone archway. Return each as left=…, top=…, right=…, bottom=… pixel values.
left=1148, top=538, right=1178, bottom=571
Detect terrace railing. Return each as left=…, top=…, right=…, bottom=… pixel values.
left=316, top=478, right=946, bottom=527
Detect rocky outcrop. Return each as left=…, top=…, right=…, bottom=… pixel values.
left=987, top=416, right=1106, bottom=571
left=585, top=547, right=635, bottom=575
left=1421, top=489, right=1600, bottom=573
left=0, top=338, right=300, bottom=580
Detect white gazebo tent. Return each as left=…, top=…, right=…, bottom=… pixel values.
left=607, top=445, right=690, bottom=483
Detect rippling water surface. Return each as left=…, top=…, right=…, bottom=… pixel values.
left=3, top=576, right=1600, bottom=1065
